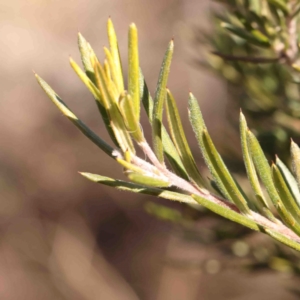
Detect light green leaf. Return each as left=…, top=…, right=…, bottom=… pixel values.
left=70, top=57, right=101, bottom=101
left=140, top=71, right=188, bottom=179
left=189, top=93, right=250, bottom=215
left=70, top=57, right=119, bottom=147
left=165, top=89, right=205, bottom=187
left=118, top=92, right=144, bottom=142
left=35, top=74, right=114, bottom=157
left=189, top=93, right=228, bottom=195
left=107, top=18, right=124, bottom=92
left=192, top=194, right=259, bottom=231
left=247, top=130, right=280, bottom=208
left=291, top=140, right=300, bottom=190
left=240, top=112, right=270, bottom=209
left=93, top=61, right=135, bottom=153
left=152, top=40, right=174, bottom=163
left=104, top=47, right=121, bottom=93
left=128, top=23, right=140, bottom=119
left=247, top=130, right=300, bottom=234
left=265, top=229, right=300, bottom=252
left=272, top=164, right=300, bottom=224
left=276, top=156, right=300, bottom=207
left=78, top=33, right=96, bottom=83
left=202, top=130, right=250, bottom=215
left=80, top=172, right=197, bottom=204
left=128, top=173, right=170, bottom=187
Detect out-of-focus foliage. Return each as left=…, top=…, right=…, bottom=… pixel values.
left=197, top=0, right=300, bottom=160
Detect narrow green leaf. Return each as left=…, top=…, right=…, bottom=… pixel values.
left=188, top=92, right=207, bottom=142
left=118, top=92, right=144, bottom=142
left=139, top=71, right=189, bottom=179
left=272, top=164, right=300, bottom=224
left=103, top=60, right=112, bottom=81
left=93, top=61, right=135, bottom=153
left=165, top=89, right=205, bottom=187
left=107, top=17, right=124, bottom=92
left=128, top=173, right=170, bottom=187
left=104, top=47, right=121, bottom=93
left=247, top=130, right=280, bottom=208
left=291, top=140, right=300, bottom=189
left=264, top=229, right=300, bottom=252
left=276, top=156, right=300, bottom=207
left=189, top=93, right=250, bottom=215
left=192, top=194, right=260, bottom=231
left=221, top=22, right=271, bottom=47
left=35, top=74, right=114, bottom=157
left=152, top=40, right=174, bottom=163
left=202, top=130, right=250, bottom=215
left=188, top=93, right=228, bottom=197
left=139, top=71, right=153, bottom=122
left=128, top=23, right=140, bottom=119
left=247, top=130, right=300, bottom=234
left=93, top=60, right=110, bottom=109
left=240, top=112, right=270, bottom=209
left=78, top=33, right=96, bottom=83
left=70, top=57, right=119, bottom=147
left=70, top=57, right=101, bottom=100
left=80, top=172, right=197, bottom=204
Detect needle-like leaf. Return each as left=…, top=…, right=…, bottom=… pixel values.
left=80, top=172, right=196, bottom=204
left=264, top=229, right=300, bottom=252
left=118, top=92, right=144, bottom=142
left=140, top=71, right=189, bottom=179
left=93, top=61, right=135, bottom=153
left=189, top=93, right=227, bottom=194
left=240, top=112, right=270, bottom=210
left=276, top=156, right=300, bottom=207
left=165, top=89, right=205, bottom=187
left=291, top=140, right=300, bottom=189
left=192, top=194, right=259, bottom=231
left=272, top=164, right=300, bottom=224
left=247, top=130, right=300, bottom=234
left=35, top=74, right=114, bottom=157
left=104, top=47, right=120, bottom=93
left=128, top=173, right=170, bottom=187
left=107, top=18, right=124, bottom=92
left=202, top=130, right=250, bottom=215
left=70, top=57, right=119, bottom=147
left=128, top=23, right=140, bottom=119
left=189, top=93, right=250, bottom=214
left=78, top=33, right=96, bottom=83
left=152, top=40, right=174, bottom=163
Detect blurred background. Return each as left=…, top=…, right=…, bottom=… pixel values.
left=0, top=0, right=299, bottom=299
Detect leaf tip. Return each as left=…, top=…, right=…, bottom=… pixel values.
left=79, top=172, right=93, bottom=181
left=129, top=23, right=137, bottom=29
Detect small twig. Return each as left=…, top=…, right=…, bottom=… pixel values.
left=211, top=51, right=282, bottom=64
